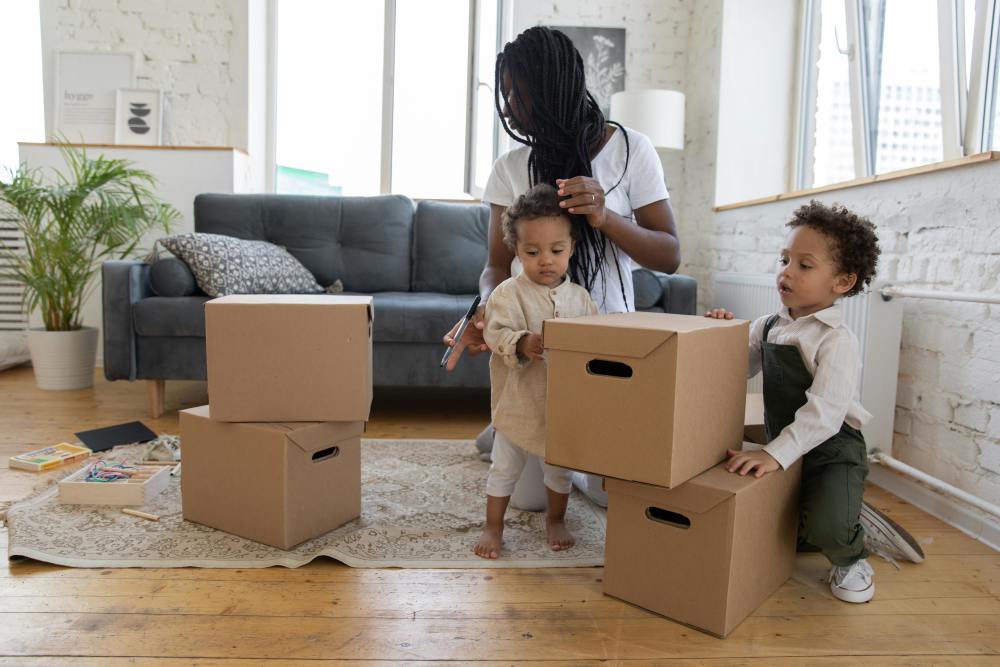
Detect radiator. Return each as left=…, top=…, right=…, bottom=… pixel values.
left=713, top=272, right=904, bottom=451
left=0, top=212, right=28, bottom=332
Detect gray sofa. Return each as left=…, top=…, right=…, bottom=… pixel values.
left=103, top=193, right=697, bottom=415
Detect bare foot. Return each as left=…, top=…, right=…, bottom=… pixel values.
left=474, top=526, right=503, bottom=559
left=546, top=518, right=576, bottom=551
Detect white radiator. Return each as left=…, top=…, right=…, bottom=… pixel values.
left=713, top=272, right=904, bottom=451
left=0, top=212, right=28, bottom=332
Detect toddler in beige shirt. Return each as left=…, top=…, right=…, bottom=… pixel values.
left=473, top=184, right=597, bottom=560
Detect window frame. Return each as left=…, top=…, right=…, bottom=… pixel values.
left=794, top=0, right=1000, bottom=191
left=266, top=0, right=504, bottom=198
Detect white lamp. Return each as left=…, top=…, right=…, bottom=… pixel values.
left=609, top=89, right=685, bottom=150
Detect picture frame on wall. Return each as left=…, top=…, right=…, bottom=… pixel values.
left=114, top=89, right=163, bottom=146
left=54, top=50, right=136, bottom=144
left=549, top=26, right=626, bottom=117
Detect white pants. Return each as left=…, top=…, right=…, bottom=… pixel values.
left=485, top=430, right=573, bottom=502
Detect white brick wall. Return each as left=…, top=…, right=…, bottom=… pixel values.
left=44, top=0, right=237, bottom=146
left=683, top=162, right=1000, bottom=506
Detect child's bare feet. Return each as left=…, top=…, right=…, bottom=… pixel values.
left=546, top=518, right=576, bottom=550
left=474, top=525, right=503, bottom=559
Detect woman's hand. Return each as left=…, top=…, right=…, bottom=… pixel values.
left=725, top=449, right=781, bottom=478
left=442, top=305, right=487, bottom=371
left=556, top=177, right=608, bottom=229
left=516, top=332, right=545, bottom=362
left=704, top=308, right=735, bottom=319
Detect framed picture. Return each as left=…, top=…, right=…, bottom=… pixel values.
left=54, top=51, right=136, bottom=143
left=549, top=27, right=626, bottom=116
left=114, top=89, right=163, bottom=146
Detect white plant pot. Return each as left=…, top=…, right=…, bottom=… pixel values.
left=26, top=327, right=99, bottom=390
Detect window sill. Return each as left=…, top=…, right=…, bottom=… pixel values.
left=713, top=151, right=1000, bottom=213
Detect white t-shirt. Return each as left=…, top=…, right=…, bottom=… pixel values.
left=482, top=126, right=670, bottom=314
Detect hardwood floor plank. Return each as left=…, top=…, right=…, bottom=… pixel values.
left=1, top=367, right=997, bottom=663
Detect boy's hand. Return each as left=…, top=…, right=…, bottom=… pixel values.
left=516, top=333, right=545, bottom=362
left=705, top=308, right=735, bottom=319
left=726, top=449, right=780, bottom=477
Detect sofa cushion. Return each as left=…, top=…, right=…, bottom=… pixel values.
left=194, top=193, right=414, bottom=293
left=149, top=257, right=199, bottom=297
left=365, top=292, right=478, bottom=344
left=412, top=200, right=489, bottom=294
left=133, top=296, right=211, bottom=337
left=632, top=268, right=663, bottom=310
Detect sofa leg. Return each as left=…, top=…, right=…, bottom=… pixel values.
left=147, top=379, right=166, bottom=419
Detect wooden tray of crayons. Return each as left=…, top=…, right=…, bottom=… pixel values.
left=59, top=460, right=172, bottom=506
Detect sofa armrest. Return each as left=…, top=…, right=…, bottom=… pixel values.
left=102, top=260, right=153, bottom=381
left=656, top=273, right=698, bottom=315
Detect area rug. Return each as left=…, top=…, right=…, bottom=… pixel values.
left=5, top=438, right=606, bottom=569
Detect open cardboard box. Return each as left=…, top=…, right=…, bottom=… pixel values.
left=206, top=295, right=373, bottom=423
left=544, top=312, right=749, bottom=488
left=180, top=405, right=363, bottom=550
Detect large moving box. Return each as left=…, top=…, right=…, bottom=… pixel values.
left=206, top=295, right=373, bottom=423
left=544, top=313, right=749, bottom=488
left=180, top=405, right=363, bottom=550
left=603, top=456, right=801, bottom=637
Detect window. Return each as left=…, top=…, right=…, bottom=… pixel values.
left=274, top=0, right=500, bottom=198
left=0, top=1, right=44, bottom=176
left=874, top=0, right=943, bottom=173
left=810, top=0, right=856, bottom=187
left=796, top=0, right=1000, bottom=188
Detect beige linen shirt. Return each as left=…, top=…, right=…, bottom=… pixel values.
left=485, top=272, right=598, bottom=457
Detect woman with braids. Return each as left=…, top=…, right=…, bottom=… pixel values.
left=443, top=26, right=681, bottom=514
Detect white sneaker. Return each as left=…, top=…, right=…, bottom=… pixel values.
left=861, top=502, right=925, bottom=567
left=829, top=559, right=875, bottom=603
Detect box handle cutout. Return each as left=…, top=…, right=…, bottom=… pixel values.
left=312, top=446, right=340, bottom=463
left=645, top=506, right=691, bottom=529
left=586, top=359, right=633, bottom=378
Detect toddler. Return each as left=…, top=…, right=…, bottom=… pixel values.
left=473, top=183, right=598, bottom=559
left=707, top=200, right=881, bottom=603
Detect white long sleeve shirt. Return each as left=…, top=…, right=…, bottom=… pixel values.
left=749, top=303, right=873, bottom=469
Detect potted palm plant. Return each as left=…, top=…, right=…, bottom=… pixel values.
left=0, top=144, right=178, bottom=390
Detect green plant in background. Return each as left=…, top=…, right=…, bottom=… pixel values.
left=0, top=143, right=178, bottom=331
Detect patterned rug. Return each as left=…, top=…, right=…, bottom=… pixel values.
left=5, top=438, right=606, bottom=568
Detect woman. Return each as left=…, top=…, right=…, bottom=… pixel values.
left=444, top=26, right=680, bottom=507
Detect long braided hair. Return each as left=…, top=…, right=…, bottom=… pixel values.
left=495, top=26, right=629, bottom=306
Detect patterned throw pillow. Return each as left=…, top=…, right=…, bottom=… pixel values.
left=159, top=233, right=324, bottom=297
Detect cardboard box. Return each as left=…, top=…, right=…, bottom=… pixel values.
left=59, top=463, right=171, bottom=506
left=744, top=393, right=767, bottom=445
left=544, top=313, right=749, bottom=488
left=206, top=295, right=373, bottom=423
left=603, top=457, right=801, bottom=638
left=180, top=405, right=362, bottom=550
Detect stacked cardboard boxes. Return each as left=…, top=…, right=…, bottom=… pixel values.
left=544, top=313, right=801, bottom=637
left=181, top=295, right=373, bottom=550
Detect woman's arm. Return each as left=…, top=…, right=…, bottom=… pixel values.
left=442, top=203, right=514, bottom=370
left=556, top=178, right=680, bottom=273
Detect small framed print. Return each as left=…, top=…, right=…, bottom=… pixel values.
left=114, top=88, right=163, bottom=145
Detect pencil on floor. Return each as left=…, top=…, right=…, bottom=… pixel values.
left=121, top=508, right=160, bottom=521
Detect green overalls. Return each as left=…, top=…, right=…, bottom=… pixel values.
left=761, top=314, right=869, bottom=567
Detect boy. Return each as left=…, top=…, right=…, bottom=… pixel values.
left=707, top=200, right=920, bottom=602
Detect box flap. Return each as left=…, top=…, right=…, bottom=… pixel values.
left=544, top=314, right=675, bottom=359
left=275, top=421, right=365, bottom=454
left=607, top=470, right=733, bottom=515
left=208, top=294, right=373, bottom=307
left=745, top=393, right=764, bottom=428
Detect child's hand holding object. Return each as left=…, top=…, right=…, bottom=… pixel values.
left=516, top=333, right=545, bottom=362
left=726, top=448, right=781, bottom=477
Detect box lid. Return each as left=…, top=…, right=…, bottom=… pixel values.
left=543, top=313, right=744, bottom=359
left=606, top=462, right=770, bottom=515
left=208, top=294, right=373, bottom=308
left=179, top=406, right=364, bottom=455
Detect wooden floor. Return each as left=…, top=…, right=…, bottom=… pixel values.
left=1, top=366, right=998, bottom=665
